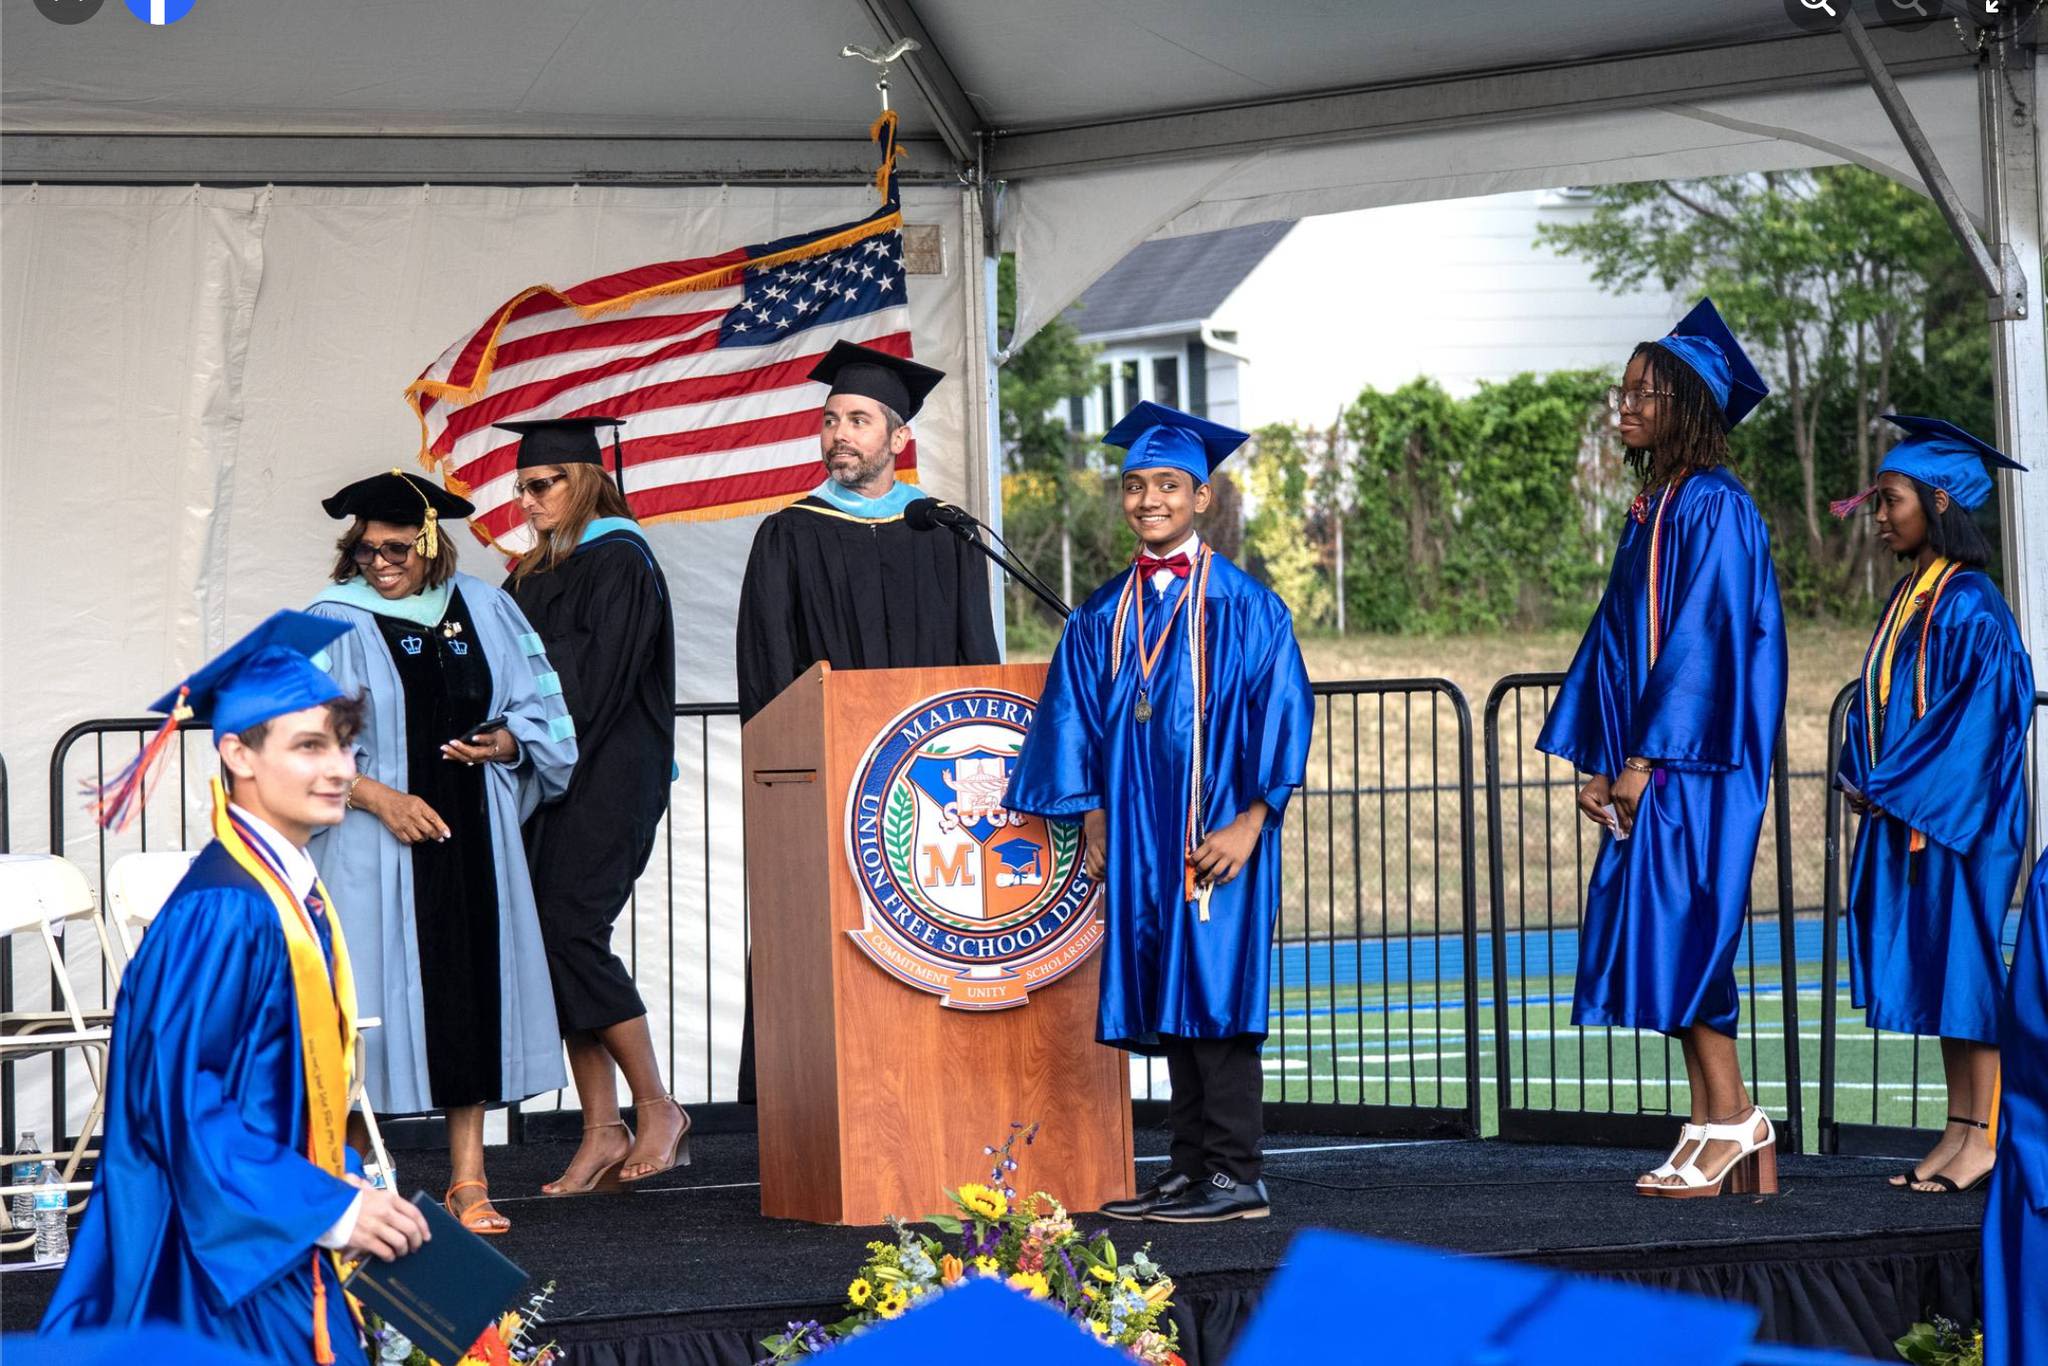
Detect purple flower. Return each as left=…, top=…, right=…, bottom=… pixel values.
left=1058, top=1247, right=1081, bottom=1286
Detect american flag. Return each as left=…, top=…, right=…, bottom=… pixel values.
left=407, top=117, right=915, bottom=553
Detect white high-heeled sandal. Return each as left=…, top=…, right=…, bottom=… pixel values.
left=1636, top=1122, right=1706, bottom=1189
left=1641, top=1107, right=1778, bottom=1199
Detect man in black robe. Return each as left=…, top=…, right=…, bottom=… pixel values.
left=733, top=341, right=1000, bottom=1098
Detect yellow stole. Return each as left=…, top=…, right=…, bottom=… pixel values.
left=209, top=780, right=360, bottom=1362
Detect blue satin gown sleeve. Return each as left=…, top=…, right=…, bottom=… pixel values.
left=1007, top=607, right=1109, bottom=819
left=1240, top=596, right=1314, bottom=818
left=1860, top=609, right=2034, bottom=855
left=124, top=889, right=356, bottom=1307
left=1836, top=683, right=1872, bottom=797
left=1537, top=569, right=1626, bottom=779
left=1629, top=484, right=1775, bottom=773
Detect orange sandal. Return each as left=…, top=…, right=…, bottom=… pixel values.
left=446, top=1179, right=510, bottom=1236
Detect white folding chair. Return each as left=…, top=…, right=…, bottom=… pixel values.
left=105, top=849, right=200, bottom=975
left=0, top=854, right=110, bottom=1250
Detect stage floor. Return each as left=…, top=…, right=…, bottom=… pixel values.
left=3, top=1128, right=1986, bottom=1361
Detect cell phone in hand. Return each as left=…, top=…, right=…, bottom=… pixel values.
left=456, top=714, right=508, bottom=746
left=1601, top=803, right=1629, bottom=841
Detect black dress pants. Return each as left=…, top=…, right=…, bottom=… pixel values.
left=1160, top=1033, right=1265, bottom=1183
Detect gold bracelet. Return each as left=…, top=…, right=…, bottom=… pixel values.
left=345, top=775, right=364, bottom=809
left=1623, top=758, right=1655, bottom=774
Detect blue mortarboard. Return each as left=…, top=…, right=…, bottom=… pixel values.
left=2, top=1327, right=277, bottom=1366
left=1652, top=297, right=1769, bottom=429
left=824, top=1279, right=1127, bottom=1366
left=1104, top=401, right=1248, bottom=483
left=1875, top=414, right=2025, bottom=511
left=153, top=610, right=350, bottom=737
left=91, top=611, right=350, bottom=831
left=1227, top=1231, right=1759, bottom=1366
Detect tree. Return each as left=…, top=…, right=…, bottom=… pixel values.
left=1536, top=166, right=1988, bottom=612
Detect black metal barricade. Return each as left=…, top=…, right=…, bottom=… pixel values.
left=1482, top=674, right=1804, bottom=1151
left=22, top=684, right=1487, bottom=1145
left=1246, top=679, right=1484, bottom=1139
left=1816, top=685, right=2048, bottom=1156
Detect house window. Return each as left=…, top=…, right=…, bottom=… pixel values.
left=1152, top=356, right=1180, bottom=409
left=1096, top=365, right=1113, bottom=432
left=1119, top=360, right=1140, bottom=413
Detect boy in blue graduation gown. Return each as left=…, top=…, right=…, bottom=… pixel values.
left=1985, top=852, right=2048, bottom=1366
left=1831, top=417, right=2033, bottom=1195
left=1007, top=402, right=1314, bottom=1223
left=1538, top=300, right=1789, bottom=1198
left=41, top=612, right=429, bottom=1363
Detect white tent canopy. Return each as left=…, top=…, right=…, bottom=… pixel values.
left=3, top=2, right=2041, bottom=1115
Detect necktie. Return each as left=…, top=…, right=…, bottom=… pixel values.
left=1134, top=552, right=1191, bottom=579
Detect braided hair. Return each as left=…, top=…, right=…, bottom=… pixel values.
left=1625, top=342, right=1728, bottom=491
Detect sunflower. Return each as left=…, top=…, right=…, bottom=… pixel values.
left=956, top=1183, right=1009, bottom=1221
left=876, top=1287, right=911, bottom=1319
left=847, top=1277, right=873, bottom=1307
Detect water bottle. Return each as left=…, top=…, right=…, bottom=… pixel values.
left=32, top=1160, right=67, bottom=1263
left=9, top=1133, right=37, bottom=1227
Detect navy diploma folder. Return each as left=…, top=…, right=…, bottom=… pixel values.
left=341, top=1192, right=528, bottom=1360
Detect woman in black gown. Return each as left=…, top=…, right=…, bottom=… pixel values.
left=499, top=418, right=689, bottom=1193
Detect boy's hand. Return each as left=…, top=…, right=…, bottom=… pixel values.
left=1191, top=802, right=1269, bottom=888
left=1083, top=809, right=1107, bottom=880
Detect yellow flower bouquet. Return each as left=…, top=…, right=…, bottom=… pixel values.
left=760, top=1124, right=1182, bottom=1365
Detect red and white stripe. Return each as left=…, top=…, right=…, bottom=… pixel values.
left=411, top=248, right=913, bottom=552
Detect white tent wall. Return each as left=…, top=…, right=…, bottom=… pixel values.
left=1004, top=71, right=1987, bottom=349
left=0, top=182, right=981, bottom=1132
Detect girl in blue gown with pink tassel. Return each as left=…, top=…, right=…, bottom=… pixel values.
left=1538, top=299, right=1789, bottom=1199
left=1830, top=416, right=2033, bottom=1197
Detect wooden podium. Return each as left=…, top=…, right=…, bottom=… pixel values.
left=743, top=661, right=1134, bottom=1225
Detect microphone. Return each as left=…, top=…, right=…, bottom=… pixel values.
left=899, top=497, right=1072, bottom=618
left=905, top=497, right=976, bottom=532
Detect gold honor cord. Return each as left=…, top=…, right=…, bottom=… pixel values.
left=1109, top=548, right=1218, bottom=918
left=211, top=781, right=360, bottom=1363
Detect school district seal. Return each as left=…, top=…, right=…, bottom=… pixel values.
left=845, top=686, right=1102, bottom=1009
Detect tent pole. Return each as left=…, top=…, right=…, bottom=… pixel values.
left=965, top=174, right=1008, bottom=655
left=1841, top=7, right=2017, bottom=306
left=1982, top=46, right=2048, bottom=835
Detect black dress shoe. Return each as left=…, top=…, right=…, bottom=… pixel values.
left=1146, top=1172, right=1270, bottom=1222
left=1098, top=1170, right=1195, bottom=1221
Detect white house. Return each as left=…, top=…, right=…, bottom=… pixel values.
left=1060, top=189, right=1682, bottom=435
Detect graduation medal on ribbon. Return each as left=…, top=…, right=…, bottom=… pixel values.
left=844, top=687, right=1104, bottom=1009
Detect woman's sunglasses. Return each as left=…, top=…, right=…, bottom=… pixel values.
left=350, top=538, right=418, bottom=566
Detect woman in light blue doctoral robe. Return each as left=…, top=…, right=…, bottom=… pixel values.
left=1833, top=415, right=2033, bottom=1194
left=1005, top=554, right=1313, bottom=1050
left=307, top=570, right=575, bottom=1115
left=1984, top=852, right=2048, bottom=1366
left=1537, top=301, right=1788, bottom=1195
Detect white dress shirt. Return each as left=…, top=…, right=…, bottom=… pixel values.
left=228, top=802, right=364, bottom=1251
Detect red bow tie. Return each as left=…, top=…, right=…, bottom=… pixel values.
left=1135, top=553, right=1191, bottom=579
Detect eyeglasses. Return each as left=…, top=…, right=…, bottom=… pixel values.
left=513, top=474, right=566, bottom=499
left=349, top=539, right=418, bottom=567
left=1606, top=385, right=1675, bottom=414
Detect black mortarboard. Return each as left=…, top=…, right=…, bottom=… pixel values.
left=808, top=341, right=944, bottom=421
left=321, top=468, right=474, bottom=561
left=493, top=416, right=627, bottom=472
left=322, top=469, right=474, bottom=525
